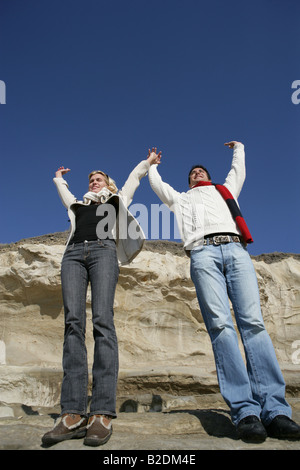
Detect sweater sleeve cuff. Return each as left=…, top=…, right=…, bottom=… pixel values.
left=53, top=177, right=68, bottom=186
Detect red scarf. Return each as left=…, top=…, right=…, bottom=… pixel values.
left=192, top=181, right=253, bottom=244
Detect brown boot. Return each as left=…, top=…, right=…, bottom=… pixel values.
left=84, top=415, right=113, bottom=447
left=42, top=413, right=87, bottom=446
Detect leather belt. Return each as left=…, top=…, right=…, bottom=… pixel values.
left=203, top=235, right=241, bottom=246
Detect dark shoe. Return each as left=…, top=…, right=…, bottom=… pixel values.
left=265, top=415, right=300, bottom=440
left=84, top=415, right=113, bottom=447
left=237, top=415, right=267, bottom=443
left=42, top=413, right=87, bottom=446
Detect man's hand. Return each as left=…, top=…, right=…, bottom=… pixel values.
left=55, top=166, right=71, bottom=178
left=147, top=147, right=162, bottom=165
left=224, top=141, right=242, bottom=149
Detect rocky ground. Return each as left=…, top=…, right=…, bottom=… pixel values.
left=0, top=394, right=300, bottom=452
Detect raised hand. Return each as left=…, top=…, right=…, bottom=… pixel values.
left=55, top=166, right=71, bottom=178
left=224, top=141, right=242, bottom=149
left=147, top=147, right=162, bottom=165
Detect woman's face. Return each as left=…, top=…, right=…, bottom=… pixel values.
left=88, top=173, right=108, bottom=193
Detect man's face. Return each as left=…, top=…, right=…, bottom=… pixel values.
left=189, top=167, right=211, bottom=187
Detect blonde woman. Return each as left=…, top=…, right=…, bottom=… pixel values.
left=42, top=151, right=160, bottom=447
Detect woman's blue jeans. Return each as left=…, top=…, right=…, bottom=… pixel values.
left=60, top=239, right=119, bottom=418
left=190, top=241, right=291, bottom=426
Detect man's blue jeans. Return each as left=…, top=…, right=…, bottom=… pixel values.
left=190, top=241, right=291, bottom=426
left=60, top=239, right=119, bottom=418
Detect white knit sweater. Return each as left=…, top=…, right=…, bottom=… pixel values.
left=148, top=143, right=246, bottom=251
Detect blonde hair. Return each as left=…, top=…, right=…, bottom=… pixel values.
left=88, top=170, right=118, bottom=194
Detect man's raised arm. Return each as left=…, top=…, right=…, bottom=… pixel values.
left=148, top=148, right=180, bottom=209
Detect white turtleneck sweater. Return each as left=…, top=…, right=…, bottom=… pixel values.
left=148, top=143, right=246, bottom=251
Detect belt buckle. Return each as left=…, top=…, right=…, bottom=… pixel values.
left=212, top=236, right=221, bottom=245
left=222, top=236, right=230, bottom=244
left=213, top=235, right=230, bottom=245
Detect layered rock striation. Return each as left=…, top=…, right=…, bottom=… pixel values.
left=0, top=233, right=299, bottom=409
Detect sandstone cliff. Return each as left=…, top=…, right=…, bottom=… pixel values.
left=0, top=233, right=299, bottom=411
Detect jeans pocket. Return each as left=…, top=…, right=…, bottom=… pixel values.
left=190, top=244, right=205, bottom=256
left=66, top=243, right=75, bottom=250
left=235, top=241, right=248, bottom=253
left=98, top=239, right=116, bottom=250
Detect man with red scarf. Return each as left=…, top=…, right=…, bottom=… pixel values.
left=148, top=142, right=300, bottom=442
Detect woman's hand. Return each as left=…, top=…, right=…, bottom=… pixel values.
left=147, top=147, right=162, bottom=165
left=55, top=166, right=71, bottom=178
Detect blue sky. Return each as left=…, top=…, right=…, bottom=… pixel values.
left=0, top=0, right=299, bottom=255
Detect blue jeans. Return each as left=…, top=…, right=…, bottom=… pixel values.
left=190, top=241, right=291, bottom=426
left=60, top=239, right=119, bottom=418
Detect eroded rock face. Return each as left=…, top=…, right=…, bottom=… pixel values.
left=0, top=236, right=299, bottom=406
